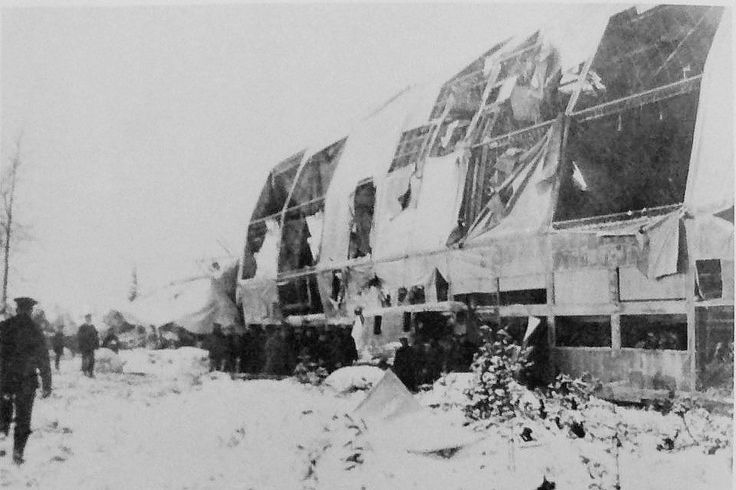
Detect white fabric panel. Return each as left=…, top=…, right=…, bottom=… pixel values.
left=254, top=219, right=280, bottom=279
left=305, top=211, right=324, bottom=262
left=402, top=80, right=444, bottom=129
left=685, top=15, right=733, bottom=215
left=319, top=88, right=425, bottom=266
left=410, top=151, right=468, bottom=253
left=119, top=275, right=239, bottom=334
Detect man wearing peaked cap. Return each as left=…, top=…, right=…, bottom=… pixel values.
left=0, top=297, right=52, bottom=464
left=13, top=297, right=36, bottom=310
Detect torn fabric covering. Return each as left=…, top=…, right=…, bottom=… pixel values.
left=410, top=151, right=469, bottom=254
left=373, top=150, right=468, bottom=264
left=373, top=256, right=451, bottom=306
left=119, top=275, right=240, bottom=334
left=371, top=165, right=416, bottom=260
left=279, top=215, right=313, bottom=271
left=465, top=117, right=562, bottom=241
left=328, top=262, right=382, bottom=320
left=253, top=218, right=280, bottom=279
left=634, top=212, right=684, bottom=279
left=318, top=88, right=425, bottom=266
left=240, top=277, right=279, bottom=325
left=402, top=79, right=445, bottom=129
left=684, top=14, right=733, bottom=216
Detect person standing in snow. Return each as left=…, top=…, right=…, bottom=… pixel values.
left=51, top=325, right=65, bottom=371
left=263, top=325, right=290, bottom=375
left=77, top=314, right=100, bottom=377
left=340, top=325, right=359, bottom=367
left=0, top=297, right=52, bottom=465
left=392, top=337, right=417, bottom=391
left=206, top=324, right=227, bottom=371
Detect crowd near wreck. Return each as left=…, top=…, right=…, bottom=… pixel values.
left=237, top=4, right=733, bottom=399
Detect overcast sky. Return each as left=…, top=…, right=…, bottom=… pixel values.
left=1, top=1, right=634, bottom=316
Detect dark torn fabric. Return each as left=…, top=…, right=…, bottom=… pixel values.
left=280, top=217, right=313, bottom=271
left=509, top=84, right=542, bottom=123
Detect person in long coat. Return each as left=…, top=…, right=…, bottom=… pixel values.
left=51, top=326, right=65, bottom=371
left=263, top=326, right=289, bottom=375
left=76, top=314, right=100, bottom=377
left=392, top=337, right=417, bottom=391
left=0, top=297, right=52, bottom=464
left=205, top=324, right=227, bottom=372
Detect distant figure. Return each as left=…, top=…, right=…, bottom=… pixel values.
left=223, top=325, right=240, bottom=373
left=77, top=314, right=99, bottom=378
left=206, top=324, right=227, bottom=372
left=0, top=297, right=52, bottom=464
left=392, top=337, right=417, bottom=391
left=101, top=328, right=120, bottom=354
left=263, top=326, right=290, bottom=375
left=51, top=326, right=65, bottom=371
left=340, top=326, right=359, bottom=367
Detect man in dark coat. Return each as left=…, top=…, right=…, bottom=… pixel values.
left=263, top=326, right=288, bottom=375
left=340, top=326, right=359, bottom=367
left=0, top=297, right=52, bottom=464
left=205, top=324, right=227, bottom=372
left=51, top=325, right=65, bottom=371
left=392, top=337, right=417, bottom=391
left=76, top=314, right=99, bottom=377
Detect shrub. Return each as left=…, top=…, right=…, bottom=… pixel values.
left=464, top=332, right=531, bottom=422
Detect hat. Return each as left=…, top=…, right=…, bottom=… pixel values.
left=14, top=297, right=37, bottom=309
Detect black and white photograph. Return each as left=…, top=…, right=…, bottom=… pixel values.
left=0, top=1, right=733, bottom=488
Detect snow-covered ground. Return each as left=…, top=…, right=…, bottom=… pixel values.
left=0, top=351, right=730, bottom=489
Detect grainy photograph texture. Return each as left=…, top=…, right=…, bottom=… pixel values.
left=0, top=2, right=733, bottom=489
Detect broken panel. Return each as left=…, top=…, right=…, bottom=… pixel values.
left=250, top=151, right=303, bottom=222
left=429, top=39, right=508, bottom=120
left=621, top=314, right=687, bottom=350
left=695, top=259, right=723, bottom=300
left=241, top=151, right=303, bottom=280
left=388, top=125, right=432, bottom=172
left=278, top=140, right=346, bottom=273
left=468, top=36, right=566, bottom=145
left=555, top=91, right=698, bottom=221
left=459, top=121, right=551, bottom=230
left=278, top=274, right=323, bottom=316
left=573, top=5, right=722, bottom=111
left=555, top=315, right=611, bottom=348
left=348, top=180, right=376, bottom=259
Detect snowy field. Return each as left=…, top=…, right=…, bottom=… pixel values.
left=0, top=349, right=730, bottom=489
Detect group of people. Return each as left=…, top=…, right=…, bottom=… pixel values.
left=50, top=313, right=104, bottom=376
left=204, top=323, right=358, bottom=376
left=392, top=333, right=478, bottom=391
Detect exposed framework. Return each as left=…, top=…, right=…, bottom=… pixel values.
left=239, top=4, right=730, bottom=395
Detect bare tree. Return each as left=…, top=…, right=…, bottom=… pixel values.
left=128, top=265, right=139, bottom=302
left=0, top=133, right=24, bottom=313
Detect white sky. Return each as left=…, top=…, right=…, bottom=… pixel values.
left=0, top=1, right=647, bottom=316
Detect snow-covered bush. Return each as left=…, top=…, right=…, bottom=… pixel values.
left=95, top=348, right=124, bottom=373
left=463, top=333, right=531, bottom=422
